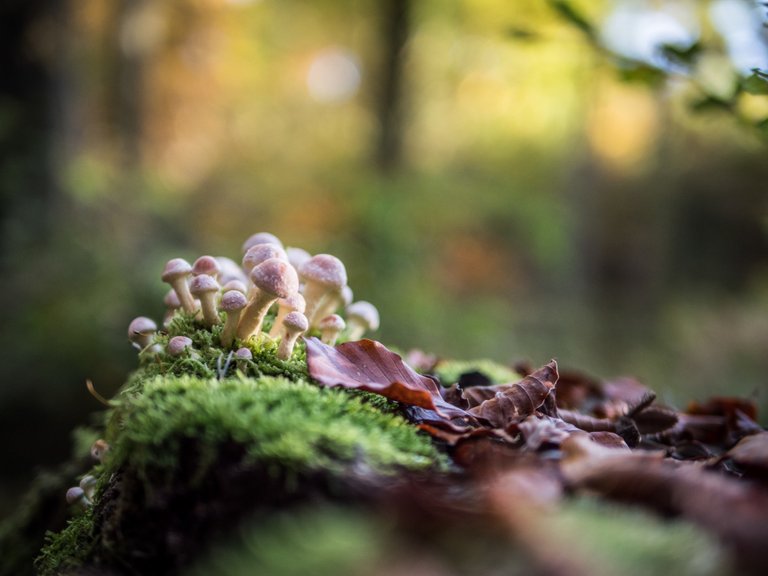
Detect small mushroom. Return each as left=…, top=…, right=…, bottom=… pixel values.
left=236, top=258, right=299, bottom=340
left=219, top=290, right=248, bottom=348
left=242, top=243, right=288, bottom=278
left=79, top=475, right=98, bottom=500
left=66, top=486, right=91, bottom=510
left=167, top=335, right=194, bottom=357
left=286, top=246, right=312, bottom=272
left=192, top=255, right=221, bottom=279
left=163, top=290, right=181, bottom=328
left=268, top=292, right=306, bottom=338
left=189, top=274, right=221, bottom=327
left=127, top=317, right=157, bottom=350
left=242, top=232, right=284, bottom=253
left=277, top=311, right=308, bottom=360
left=298, top=254, right=347, bottom=327
left=161, top=258, right=196, bottom=313
left=216, top=256, right=247, bottom=285
left=221, top=279, right=248, bottom=294
left=345, top=301, right=380, bottom=340
left=234, top=347, right=253, bottom=371
left=312, top=284, right=353, bottom=327
left=319, top=314, right=346, bottom=346
left=90, top=439, right=109, bottom=462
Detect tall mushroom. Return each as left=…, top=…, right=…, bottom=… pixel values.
left=313, top=284, right=353, bottom=327
left=318, top=314, right=345, bottom=346
left=298, top=254, right=347, bottom=327
left=277, top=311, right=308, bottom=360
left=345, top=301, right=380, bottom=340
left=268, top=292, right=306, bottom=338
left=216, top=256, right=247, bottom=285
left=219, top=290, right=248, bottom=348
left=242, top=232, right=284, bottom=253
left=236, top=258, right=299, bottom=340
left=161, top=258, right=196, bottom=313
left=189, top=274, right=221, bottom=327
left=242, top=243, right=288, bottom=278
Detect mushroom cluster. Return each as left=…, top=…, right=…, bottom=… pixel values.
left=127, top=232, right=380, bottom=362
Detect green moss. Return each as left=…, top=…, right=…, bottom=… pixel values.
left=552, top=498, right=728, bottom=576
left=34, top=509, right=95, bottom=576
left=187, top=506, right=383, bottom=576
left=107, top=375, right=442, bottom=484
left=433, top=358, right=518, bottom=386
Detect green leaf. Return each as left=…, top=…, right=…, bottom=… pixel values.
left=741, top=70, right=768, bottom=95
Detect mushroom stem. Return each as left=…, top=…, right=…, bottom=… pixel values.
left=277, top=312, right=309, bottom=360
left=171, top=278, right=196, bottom=313
left=236, top=289, right=277, bottom=340
left=221, top=308, right=242, bottom=348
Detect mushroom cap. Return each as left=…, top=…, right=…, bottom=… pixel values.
left=298, top=254, right=347, bottom=289
left=128, top=316, right=157, bottom=339
left=189, top=274, right=220, bottom=297
left=161, top=258, right=192, bottom=282
left=167, top=336, right=193, bottom=356
left=163, top=289, right=181, bottom=309
left=216, top=257, right=246, bottom=284
left=242, top=243, right=288, bottom=274
left=66, top=487, right=86, bottom=505
left=283, top=311, right=309, bottom=332
left=235, top=347, right=253, bottom=360
left=341, top=285, right=354, bottom=307
left=242, top=232, right=284, bottom=253
left=219, top=289, right=248, bottom=312
left=192, top=255, right=221, bottom=277
left=250, top=258, right=299, bottom=299
left=319, top=314, right=346, bottom=332
left=346, top=301, right=380, bottom=331
left=221, top=279, right=248, bottom=294
left=286, top=246, right=312, bottom=270
left=279, top=292, right=306, bottom=313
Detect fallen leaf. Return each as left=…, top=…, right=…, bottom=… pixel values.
left=726, top=432, right=768, bottom=475
left=467, top=361, right=559, bottom=427
left=305, top=338, right=472, bottom=421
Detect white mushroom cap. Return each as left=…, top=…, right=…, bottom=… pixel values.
left=189, top=274, right=220, bottom=299
left=299, top=254, right=347, bottom=288
left=346, top=301, right=380, bottom=331
left=163, top=290, right=181, bottom=309
left=66, top=486, right=88, bottom=506
left=216, top=256, right=247, bottom=285
left=221, top=279, right=248, bottom=294
left=167, top=336, right=194, bottom=357
left=284, top=310, right=309, bottom=332
left=341, top=285, right=354, bottom=307
left=318, top=314, right=346, bottom=346
left=192, top=255, right=221, bottom=278
left=219, top=290, right=248, bottom=312
left=250, top=258, right=299, bottom=299
left=242, top=243, right=288, bottom=276
left=286, top=246, right=312, bottom=271
left=242, top=232, right=284, bottom=253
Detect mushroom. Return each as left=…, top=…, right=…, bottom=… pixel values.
left=163, top=290, right=181, bottom=327
left=268, top=292, right=306, bottom=338
left=219, top=290, right=248, bottom=348
left=319, top=314, right=346, bottom=346
left=161, top=258, right=196, bottom=313
left=189, top=274, right=221, bottom=327
left=90, top=439, right=109, bottom=462
left=286, top=246, right=311, bottom=272
left=298, top=254, right=347, bottom=327
left=127, top=317, right=157, bottom=350
left=234, top=347, right=253, bottom=371
left=167, top=335, right=194, bottom=357
left=242, top=243, right=288, bottom=278
left=277, top=311, right=308, bottom=360
left=216, top=256, right=247, bottom=285
left=66, top=487, right=90, bottom=510
left=236, top=258, right=299, bottom=340
left=345, top=301, right=380, bottom=340
left=79, top=475, right=97, bottom=500
left=313, top=284, right=353, bottom=327
left=242, top=232, right=284, bottom=253
left=221, top=279, right=248, bottom=295
left=192, top=255, right=221, bottom=279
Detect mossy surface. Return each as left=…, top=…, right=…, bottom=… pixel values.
left=108, top=374, right=442, bottom=481
left=34, top=510, right=95, bottom=576
left=433, top=358, right=518, bottom=386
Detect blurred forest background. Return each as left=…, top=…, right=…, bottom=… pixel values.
left=1, top=0, right=768, bottom=517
